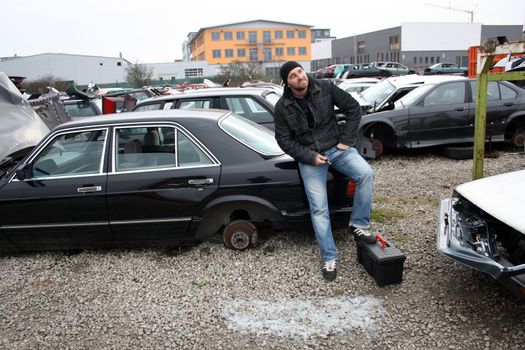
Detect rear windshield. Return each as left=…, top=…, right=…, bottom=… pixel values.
left=218, top=113, right=283, bottom=156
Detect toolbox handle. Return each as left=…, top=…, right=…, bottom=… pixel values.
left=376, top=234, right=387, bottom=249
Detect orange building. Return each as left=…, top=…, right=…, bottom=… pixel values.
left=189, top=20, right=312, bottom=65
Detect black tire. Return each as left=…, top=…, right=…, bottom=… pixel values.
left=512, top=129, right=525, bottom=148
left=223, top=220, right=257, bottom=250
left=442, top=145, right=474, bottom=160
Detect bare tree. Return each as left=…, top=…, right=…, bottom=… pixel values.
left=21, top=75, right=72, bottom=94
left=216, top=61, right=265, bottom=86
left=125, top=61, right=154, bottom=88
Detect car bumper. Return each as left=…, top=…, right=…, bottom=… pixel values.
left=437, top=198, right=525, bottom=297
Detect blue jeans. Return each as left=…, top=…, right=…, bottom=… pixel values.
left=298, top=146, right=374, bottom=263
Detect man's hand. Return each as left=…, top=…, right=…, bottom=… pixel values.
left=336, top=143, right=349, bottom=151
left=313, top=154, right=330, bottom=166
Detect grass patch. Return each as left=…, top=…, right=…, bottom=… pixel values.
left=392, top=233, right=416, bottom=246
left=371, top=208, right=405, bottom=224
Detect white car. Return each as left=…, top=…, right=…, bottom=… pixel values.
left=337, top=78, right=380, bottom=94
left=437, top=170, right=525, bottom=298
left=350, top=75, right=467, bottom=113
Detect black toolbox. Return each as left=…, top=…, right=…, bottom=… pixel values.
left=356, top=234, right=406, bottom=286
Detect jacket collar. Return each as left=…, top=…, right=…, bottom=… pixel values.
left=283, top=78, right=321, bottom=106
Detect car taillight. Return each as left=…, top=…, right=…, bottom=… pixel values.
left=346, top=180, right=356, bottom=197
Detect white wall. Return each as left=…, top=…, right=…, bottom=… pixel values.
left=311, top=40, right=332, bottom=60
left=0, top=54, right=128, bottom=85
left=401, top=22, right=482, bottom=51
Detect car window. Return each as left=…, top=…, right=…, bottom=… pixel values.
left=134, top=103, right=163, bottom=112
left=219, top=113, right=283, bottom=156
left=500, top=83, right=518, bottom=100
left=29, top=129, right=107, bottom=178
left=163, top=102, right=174, bottom=110
left=361, top=79, right=396, bottom=107
left=114, top=126, right=214, bottom=171
left=178, top=100, right=212, bottom=110
left=423, top=82, right=466, bottom=106
left=263, top=92, right=281, bottom=106
left=470, top=81, right=503, bottom=102
left=225, top=97, right=274, bottom=123
left=177, top=131, right=214, bottom=167
left=63, top=101, right=98, bottom=117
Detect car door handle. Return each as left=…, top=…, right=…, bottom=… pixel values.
left=455, top=107, right=466, bottom=111
left=77, top=186, right=102, bottom=193
left=504, top=102, right=514, bottom=107
left=188, top=178, right=214, bottom=185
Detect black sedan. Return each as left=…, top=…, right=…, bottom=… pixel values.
left=0, top=110, right=355, bottom=251
left=356, top=79, right=525, bottom=158
left=341, top=64, right=391, bottom=79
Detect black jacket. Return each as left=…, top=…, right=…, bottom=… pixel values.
left=274, top=78, right=362, bottom=164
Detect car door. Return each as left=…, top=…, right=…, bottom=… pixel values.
left=408, top=81, right=470, bottom=147
left=106, top=124, right=220, bottom=244
left=0, top=128, right=111, bottom=248
left=469, top=81, right=520, bottom=141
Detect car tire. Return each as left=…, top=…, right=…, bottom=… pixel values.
left=512, top=129, right=525, bottom=148
left=223, top=220, right=257, bottom=250
left=442, top=145, right=474, bottom=159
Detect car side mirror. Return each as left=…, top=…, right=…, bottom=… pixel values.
left=15, top=166, right=29, bottom=180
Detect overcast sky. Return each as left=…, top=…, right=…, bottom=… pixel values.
left=2, top=0, right=524, bottom=63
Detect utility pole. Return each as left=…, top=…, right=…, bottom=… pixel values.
left=425, top=2, right=478, bottom=22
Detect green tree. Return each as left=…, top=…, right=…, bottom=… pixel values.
left=125, top=61, right=154, bottom=88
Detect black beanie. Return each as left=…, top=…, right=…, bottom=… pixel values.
left=280, top=61, right=302, bottom=84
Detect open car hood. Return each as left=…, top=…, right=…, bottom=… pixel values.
left=0, top=72, right=50, bottom=164
left=455, top=170, right=525, bottom=234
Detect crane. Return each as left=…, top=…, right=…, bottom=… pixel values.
left=425, top=2, right=479, bottom=23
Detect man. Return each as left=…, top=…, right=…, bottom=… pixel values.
left=274, top=61, right=375, bottom=281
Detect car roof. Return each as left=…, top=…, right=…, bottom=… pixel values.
left=135, top=87, right=272, bottom=106
left=55, top=109, right=230, bottom=131
left=387, top=74, right=467, bottom=88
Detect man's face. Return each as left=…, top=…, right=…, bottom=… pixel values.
left=286, top=67, right=308, bottom=91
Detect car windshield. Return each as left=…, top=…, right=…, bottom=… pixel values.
left=219, top=113, right=283, bottom=156
left=263, top=92, right=282, bottom=106
left=394, top=85, right=434, bottom=109
left=361, top=79, right=396, bottom=107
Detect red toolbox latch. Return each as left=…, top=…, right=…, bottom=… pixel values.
left=375, top=234, right=387, bottom=249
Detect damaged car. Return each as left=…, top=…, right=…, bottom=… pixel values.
left=437, top=170, right=525, bottom=298
left=0, top=109, right=356, bottom=252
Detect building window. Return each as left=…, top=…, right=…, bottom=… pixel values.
left=184, top=68, right=203, bottom=77
left=413, top=57, right=417, bottom=65
left=389, top=35, right=400, bottom=50
left=249, top=31, right=257, bottom=44
left=357, top=41, right=366, bottom=54
left=299, top=47, right=307, bottom=55
left=263, top=31, right=271, bottom=44
left=287, top=47, right=295, bottom=56
left=264, top=48, right=272, bottom=61
left=275, top=30, right=283, bottom=39
left=237, top=48, right=246, bottom=57
left=212, top=32, right=220, bottom=41
left=275, top=47, right=284, bottom=56
left=286, top=30, right=295, bottom=39
left=224, top=32, right=233, bottom=40
left=419, top=57, right=423, bottom=64
left=298, top=30, right=306, bottom=39
left=237, top=31, right=245, bottom=40
left=225, top=49, right=234, bottom=58
left=425, top=57, right=429, bottom=64
left=212, top=49, right=221, bottom=58
left=249, top=48, right=258, bottom=61
left=436, top=56, right=440, bottom=63
left=324, top=30, right=330, bottom=36
left=430, top=56, right=434, bottom=64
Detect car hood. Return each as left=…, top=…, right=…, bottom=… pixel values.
left=350, top=92, right=371, bottom=107
left=455, top=170, right=525, bottom=234
left=0, top=72, right=50, bottom=164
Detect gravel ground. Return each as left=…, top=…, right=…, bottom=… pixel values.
left=1, top=148, right=524, bottom=349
